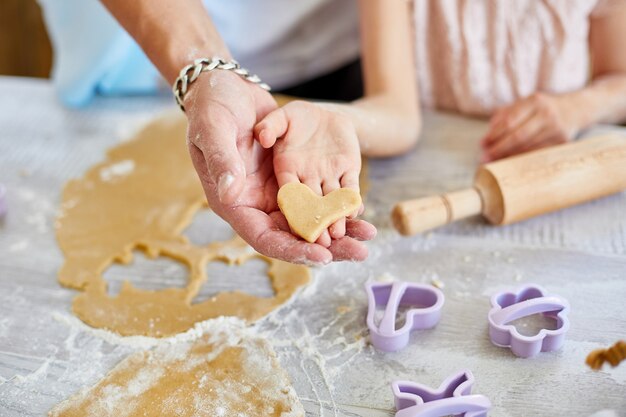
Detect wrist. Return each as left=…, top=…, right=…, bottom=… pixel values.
left=173, top=57, right=270, bottom=112
left=550, top=93, right=588, bottom=137
left=162, top=46, right=231, bottom=85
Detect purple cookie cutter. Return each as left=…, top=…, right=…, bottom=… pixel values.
left=0, top=184, right=6, bottom=218
left=488, top=284, right=570, bottom=358
left=365, top=281, right=444, bottom=352
left=392, top=370, right=491, bottom=417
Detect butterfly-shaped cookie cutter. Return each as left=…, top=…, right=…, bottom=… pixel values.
left=488, top=284, right=570, bottom=358
left=392, top=369, right=491, bottom=417
left=365, top=281, right=444, bottom=352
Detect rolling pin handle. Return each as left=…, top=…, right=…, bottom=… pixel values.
left=392, top=188, right=483, bottom=235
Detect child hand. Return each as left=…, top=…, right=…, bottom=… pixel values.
left=480, top=93, right=577, bottom=162
left=254, top=100, right=363, bottom=247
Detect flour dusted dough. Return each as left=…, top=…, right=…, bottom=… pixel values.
left=55, top=113, right=310, bottom=337
left=49, top=319, right=304, bottom=417
left=277, top=182, right=362, bottom=243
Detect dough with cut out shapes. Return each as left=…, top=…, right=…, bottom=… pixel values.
left=55, top=113, right=310, bottom=337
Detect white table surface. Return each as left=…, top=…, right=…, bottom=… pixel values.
left=0, top=77, right=625, bottom=417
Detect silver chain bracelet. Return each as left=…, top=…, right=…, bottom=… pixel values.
left=172, top=56, right=271, bottom=112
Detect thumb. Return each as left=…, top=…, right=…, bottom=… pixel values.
left=254, top=107, right=289, bottom=148
left=194, top=129, right=246, bottom=205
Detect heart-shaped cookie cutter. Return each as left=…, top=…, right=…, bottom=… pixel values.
left=365, top=281, right=444, bottom=352
left=488, top=284, right=570, bottom=358
left=392, top=369, right=491, bottom=417
left=0, top=184, right=6, bottom=218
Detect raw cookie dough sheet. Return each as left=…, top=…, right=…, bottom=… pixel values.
left=0, top=78, right=625, bottom=416
left=55, top=113, right=309, bottom=337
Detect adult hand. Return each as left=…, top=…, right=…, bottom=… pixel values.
left=184, top=70, right=376, bottom=264
left=480, top=93, right=579, bottom=162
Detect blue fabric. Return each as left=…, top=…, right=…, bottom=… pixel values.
left=38, top=0, right=162, bottom=107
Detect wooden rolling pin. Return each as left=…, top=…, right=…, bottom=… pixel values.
left=392, top=134, right=626, bottom=235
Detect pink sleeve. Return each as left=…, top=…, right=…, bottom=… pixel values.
left=591, top=0, right=626, bottom=17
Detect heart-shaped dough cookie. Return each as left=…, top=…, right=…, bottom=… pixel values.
left=277, top=182, right=362, bottom=243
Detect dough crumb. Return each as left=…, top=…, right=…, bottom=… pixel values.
left=336, top=305, right=352, bottom=314
left=375, top=272, right=396, bottom=283
left=431, top=277, right=445, bottom=289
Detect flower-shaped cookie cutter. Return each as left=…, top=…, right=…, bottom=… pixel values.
left=488, top=284, right=570, bottom=358
left=0, top=184, right=6, bottom=218
left=365, top=281, right=444, bottom=352
left=392, top=369, right=491, bottom=417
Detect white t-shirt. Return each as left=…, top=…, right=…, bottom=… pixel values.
left=206, top=0, right=361, bottom=89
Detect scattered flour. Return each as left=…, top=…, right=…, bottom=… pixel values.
left=13, top=360, right=50, bottom=385
left=49, top=318, right=304, bottom=417
left=8, top=239, right=29, bottom=252
left=587, top=411, right=619, bottom=417
left=99, top=160, right=135, bottom=182
left=52, top=312, right=244, bottom=350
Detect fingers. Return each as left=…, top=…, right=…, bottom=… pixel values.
left=275, top=171, right=300, bottom=190
left=268, top=211, right=290, bottom=232
left=516, top=130, right=567, bottom=154
left=190, top=124, right=246, bottom=206
left=188, top=142, right=209, bottom=183
left=272, top=177, right=330, bottom=245
left=339, top=171, right=360, bottom=192
left=481, top=100, right=536, bottom=147
left=229, top=206, right=332, bottom=265
left=322, top=178, right=346, bottom=239
left=482, top=114, right=545, bottom=162
left=254, top=107, right=289, bottom=148
left=328, top=237, right=369, bottom=262
left=340, top=171, right=361, bottom=218
left=345, top=219, right=377, bottom=241
left=315, top=229, right=332, bottom=248
left=188, top=141, right=241, bottom=208
left=274, top=173, right=368, bottom=246
left=328, top=220, right=376, bottom=262
left=329, top=221, right=346, bottom=240
left=298, top=177, right=330, bottom=247
left=272, top=212, right=376, bottom=262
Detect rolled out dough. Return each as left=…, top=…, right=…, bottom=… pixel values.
left=277, top=182, right=362, bottom=243
left=55, top=113, right=310, bottom=337
left=49, top=319, right=304, bottom=417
